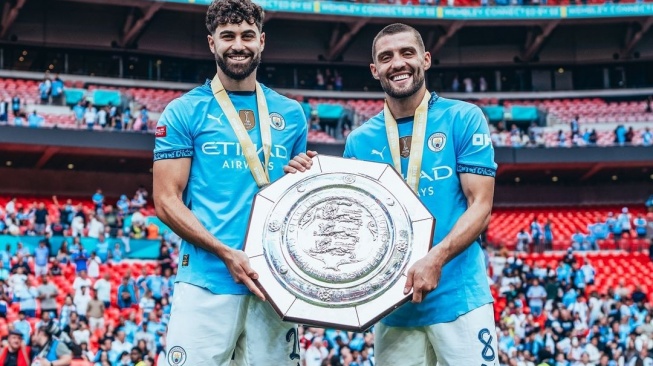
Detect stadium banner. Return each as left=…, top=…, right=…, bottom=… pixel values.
left=159, top=0, right=653, bottom=20
left=0, top=235, right=160, bottom=259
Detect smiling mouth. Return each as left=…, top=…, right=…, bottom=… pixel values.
left=391, top=73, right=411, bottom=82
left=228, top=55, right=250, bottom=61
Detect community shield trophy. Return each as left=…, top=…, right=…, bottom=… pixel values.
left=243, top=155, right=435, bottom=332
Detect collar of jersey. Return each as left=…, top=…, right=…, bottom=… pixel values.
left=390, top=91, right=439, bottom=124
left=203, top=78, right=257, bottom=96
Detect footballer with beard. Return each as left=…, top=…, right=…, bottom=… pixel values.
left=152, top=0, right=313, bottom=365
left=342, top=23, right=499, bottom=365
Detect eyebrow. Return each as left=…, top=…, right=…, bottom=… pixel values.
left=219, top=29, right=257, bottom=37
left=376, top=46, right=417, bottom=60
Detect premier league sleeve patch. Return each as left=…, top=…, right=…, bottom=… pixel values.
left=167, top=346, right=187, bottom=366
left=156, top=125, right=167, bottom=138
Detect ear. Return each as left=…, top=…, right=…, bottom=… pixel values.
left=207, top=34, right=216, bottom=55
left=370, top=63, right=379, bottom=80
left=260, top=32, right=266, bottom=52
left=423, top=51, right=432, bottom=71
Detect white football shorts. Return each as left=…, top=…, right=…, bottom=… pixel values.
left=374, top=302, right=500, bottom=366
left=164, top=282, right=300, bottom=366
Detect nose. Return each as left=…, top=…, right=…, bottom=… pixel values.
left=231, top=36, right=245, bottom=51
left=389, top=53, right=406, bottom=71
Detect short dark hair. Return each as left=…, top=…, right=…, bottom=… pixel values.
left=205, top=0, right=265, bottom=35
left=372, top=23, right=425, bottom=60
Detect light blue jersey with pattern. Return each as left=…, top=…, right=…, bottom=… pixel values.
left=343, top=92, right=496, bottom=326
left=154, top=80, right=308, bottom=295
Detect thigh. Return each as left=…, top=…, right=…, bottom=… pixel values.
left=166, top=282, right=248, bottom=366
left=233, top=297, right=300, bottom=366
left=374, top=322, right=437, bottom=366
left=427, top=303, right=499, bottom=366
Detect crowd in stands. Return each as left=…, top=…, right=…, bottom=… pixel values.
left=490, top=121, right=653, bottom=148
left=2, top=74, right=653, bottom=147
left=0, top=188, right=177, bottom=365
left=0, top=188, right=158, bottom=241
left=488, top=249, right=653, bottom=366
left=510, top=207, right=652, bottom=254
left=0, top=189, right=652, bottom=365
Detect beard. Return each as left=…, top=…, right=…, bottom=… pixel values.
left=216, top=50, right=261, bottom=81
left=379, top=68, right=425, bottom=99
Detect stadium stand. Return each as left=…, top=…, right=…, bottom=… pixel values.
left=487, top=206, right=651, bottom=251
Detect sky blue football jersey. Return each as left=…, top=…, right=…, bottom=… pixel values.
left=344, top=92, right=496, bottom=326
left=154, top=80, right=308, bottom=295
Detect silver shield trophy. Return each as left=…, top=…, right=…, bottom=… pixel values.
left=243, top=155, right=435, bottom=332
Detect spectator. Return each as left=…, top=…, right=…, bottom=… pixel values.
left=96, top=233, right=110, bottom=262
left=634, top=215, right=647, bottom=238
left=87, top=252, right=101, bottom=279
left=57, top=241, right=71, bottom=265
left=38, top=275, right=59, bottom=318
left=130, top=347, right=146, bottom=366
left=71, top=243, right=89, bottom=273
left=117, top=276, right=137, bottom=309
left=0, top=261, right=9, bottom=282
left=84, top=103, right=97, bottom=130
left=139, top=291, right=155, bottom=320
left=38, top=76, right=51, bottom=105
left=111, top=330, right=133, bottom=361
left=50, top=258, right=63, bottom=276
left=618, top=207, right=633, bottom=238
left=31, top=322, right=73, bottom=365
left=73, top=319, right=91, bottom=346
left=94, top=338, right=115, bottom=365
left=59, top=295, right=76, bottom=330
left=72, top=271, right=92, bottom=297
left=110, top=242, right=123, bottom=264
left=145, top=268, right=164, bottom=303
left=0, top=330, right=31, bottom=365
left=157, top=246, right=172, bottom=274
left=94, top=272, right=112, bottom=309
left=133, top=323, right=154, bottom=357
left=516, top=228, right=531, bottom=252
left=544, top=219, right=554, bottom=251
left=87, top=214, right=104, bottom=239
left=34, top=240, right=50, bottom=276
left=526, top=278, right=547, bottom=316
left=13, top=311, right=31, bottom=344
left=73, top=286, right=91, bottom=320
left=15, top=278, right=38, bottom=318
left=87, top=292, right=105, bottom=332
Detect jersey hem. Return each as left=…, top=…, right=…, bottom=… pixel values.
left=380, top=299, right=495, bottom=328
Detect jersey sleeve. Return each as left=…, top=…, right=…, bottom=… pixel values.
left=455, top=105, right=497, bottom=177
left=153, top=99, right=194, bottom=161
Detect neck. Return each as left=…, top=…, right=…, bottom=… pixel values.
left=386, top=87, right=427, bottom=119
left=216, top=68, right=257, bottom=92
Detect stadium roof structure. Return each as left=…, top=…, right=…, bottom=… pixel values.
left=3, top=0, right=653, bottom=65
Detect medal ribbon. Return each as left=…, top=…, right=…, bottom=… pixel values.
left=211, top=74, right=272, bottom=187
left=384, top=90, right=431, bottom=193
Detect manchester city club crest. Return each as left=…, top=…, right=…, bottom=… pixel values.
left=167, top=346, right=187, bottom=366
left=428, top=132, right=447, bottom=152
left=270, top=112, right=286, bottom=130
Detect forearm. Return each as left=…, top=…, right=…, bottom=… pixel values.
left=156, top=195, right=231, bottom=260
left=427, top=199, right=492, bottom=268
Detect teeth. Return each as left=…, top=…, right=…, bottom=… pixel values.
left=392, top=74, right=409, bottom=81
left=231, top=56, right=247, bottom=61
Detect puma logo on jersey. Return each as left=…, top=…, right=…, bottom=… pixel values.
left=371, top=147, right=386, bottom=160
left=207, top=113, right=224, bottom=125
